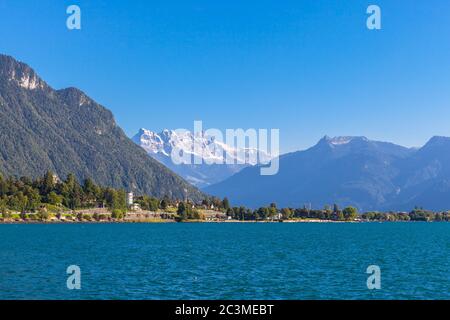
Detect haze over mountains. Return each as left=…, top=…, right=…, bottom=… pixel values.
left=2, top=54, right=450, bottom=212
left=133, top=128, right=271, bottom=187
left=205, top=136, right=450, bottom=211
left=0, top=54, right=202, bottom=200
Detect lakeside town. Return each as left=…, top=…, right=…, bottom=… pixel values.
left=1, top=172, right=449, bottom=223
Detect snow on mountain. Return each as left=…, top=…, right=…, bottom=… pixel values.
left=323, top=136, right=369, bottom=146
left=132, top=128, right=271, bottom=188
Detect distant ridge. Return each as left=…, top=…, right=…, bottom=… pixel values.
left=205, top=135, right=450, bottom=211
left=0, top=54, right=203, bottom=200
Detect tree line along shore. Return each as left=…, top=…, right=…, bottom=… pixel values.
left=0, top=172, right=449, bottom=223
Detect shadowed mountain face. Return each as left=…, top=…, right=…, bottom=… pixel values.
left=390, top=136, right=450, bottom=210
left=205, top=136, right=450, bottom=211
left=0, top=54, right=203, bottom=200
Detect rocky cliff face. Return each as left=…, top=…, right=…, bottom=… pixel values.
left=0, top=54, right=203, bottom=200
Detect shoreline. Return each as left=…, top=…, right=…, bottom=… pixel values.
left=0, top=219, right=442, bottom=224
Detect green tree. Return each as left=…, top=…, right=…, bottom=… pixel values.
left=41, top=170, right=56, bottom=195
left=62, top=174, right=83, bottom=209
left=37, top=207, right=49, bottom=221
left=257, top=207, right=269, bottom=220
left=160, top=199, right=168, bottom=210
left=10, top=192, right=28, bottom=213
left=269, top=203, right=278, bottom=219
left=281, top=208, right=292, bottom=220
left=222, top=197, right=230, bottom=211
left=25, top=187, right=41, bottom=211
left=343, top=206, right=358, bottom=221
left=83, top=178, right=100, bottom=207
left=104, top=188, right=127, bottom=212
left=177, top=202, right=188, bottom=221
left=48, top=191, right=63, bottom=206
left=111, top=209, right=124, bottom=219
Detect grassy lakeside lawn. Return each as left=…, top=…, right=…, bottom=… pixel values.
left=0, top=207, right=228, bottom=223
left=2, top=206, right=448, bottom=223
left=0, top=208, right=349, bottom=223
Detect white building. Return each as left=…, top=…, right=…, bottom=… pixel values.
left=127, top=192, right=134, bottom=206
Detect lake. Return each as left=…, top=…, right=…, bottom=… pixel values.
left=0, top=222, right=449, bottom=299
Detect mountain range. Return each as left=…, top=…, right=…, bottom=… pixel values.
left=132, top=128, right=271, bottom=187
left=205, top=135, right=450, bottom=211
left=0, top=54, right=202, bottom=200
left=3, top=54, right=450, bottom=212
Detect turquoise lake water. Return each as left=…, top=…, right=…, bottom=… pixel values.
left=0, top=222, right=449, bottom=299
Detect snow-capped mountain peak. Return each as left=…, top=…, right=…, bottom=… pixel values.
left=321, top=135, right=369, bottom=146
left=132, top=128, right=272, bottom=187
left=133, top=128, right=271, bottom=165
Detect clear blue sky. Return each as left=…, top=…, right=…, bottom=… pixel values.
left=1, top=0, right=449, bottom=153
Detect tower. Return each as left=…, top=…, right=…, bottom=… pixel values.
left=127, top=192, right=134, bottom=206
